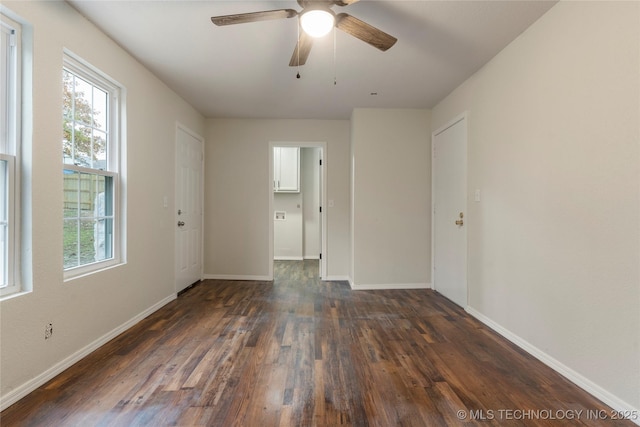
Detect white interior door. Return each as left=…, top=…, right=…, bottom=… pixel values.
left=175, top=125, right=203, bottom=293
left=433, top=115, right=468, bottom=307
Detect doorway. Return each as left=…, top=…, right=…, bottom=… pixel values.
left=432, top=114, right=468, bottom=307
left=269, top=142, right=326, bottom=280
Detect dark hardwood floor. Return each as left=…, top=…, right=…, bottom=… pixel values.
left=1, top=260, right=634, bottom=426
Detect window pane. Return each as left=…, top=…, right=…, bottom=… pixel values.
left=79, top=219, right=95, bottom=265
left=0, top=160, right=6, bottom=287
left=0, top=223, right=6, bottom=288
left=73, top=76, right=93, bottom=126
left=63, top=118, right=74, bottom=165
left=62, top=70, right=73, bottom=119
left=93, top=130, right=107, bottom=169
left=0, top=159, right=7, bottom=221
left=63, top=218, right=79, bottom=269
left=63, top=169, right=79, bottom=218
left=92, top=86, right=107, bottom=131
left=63, top=171, right=114, bottom=270
left=73, top=124, right=92, bottom=167
left=94, top=217, right=112, bottom=262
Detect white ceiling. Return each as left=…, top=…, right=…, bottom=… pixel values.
left=67, top=0, right=557, bottom=120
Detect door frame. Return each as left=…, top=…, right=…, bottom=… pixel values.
left=268, top=141, right=327, bottom=280
left=174, top=122, right=204, bottom=292
left=431, top=112, right=468, bottom=306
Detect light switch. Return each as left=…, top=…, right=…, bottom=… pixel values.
left=474, top=190, right=481, bottom=202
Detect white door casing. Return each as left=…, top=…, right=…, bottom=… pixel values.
left=432, top=114, right=468, bottom=307
left=175, top=124, right=204, bottom=293
left=269, top=142, right=327, bottom=280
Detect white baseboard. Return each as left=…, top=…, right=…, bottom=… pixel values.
left=350, top=282, right=431, bottom=290
left=323, top=275, right=351, bottom=282
left=0, top=294, right=177, bottom=412
left=274, top=256, right=304, bottom=261
left=466, top=306, right=640, bottom=426
left=203, top=274, right=272, bottom=281
left=303, top=255, right=320, bottom=260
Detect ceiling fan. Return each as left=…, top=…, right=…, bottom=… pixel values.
left=211, top=0, right=397, bottom=67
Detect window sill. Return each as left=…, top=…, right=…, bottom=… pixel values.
left=64, top=259, right=125, bottom=282
left=0, top=288, right=32, bottom=302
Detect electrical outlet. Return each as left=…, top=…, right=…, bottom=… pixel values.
left=45, top=323, right=53, bottom=340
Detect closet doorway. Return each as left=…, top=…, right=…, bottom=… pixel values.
left=268, top=142, right=326, bottom=280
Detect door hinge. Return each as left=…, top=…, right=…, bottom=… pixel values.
left=319, top=253, right=322, bottom=260
left=319, top=159, right=322, bottom=166
left=319, top=206, right=322, bottom=213
left=9, top=30, right=16, bottom=47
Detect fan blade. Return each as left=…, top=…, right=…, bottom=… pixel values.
left=333, top=0, right=360, bottom=6
left=211, top=9, right=297, bottom=26
left=335, top=13, right=397, bottom=51
left=289, top=32, right=314, bottom=66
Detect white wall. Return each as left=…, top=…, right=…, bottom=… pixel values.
left=0, top=1, right=205, bottom=407
left=274, top=192, right=303, bottom=260
left=204, top=119, right=350, bottom=280
left=433, top=0, right=640, bottom=413
left=350, top=109, right=432, bottom=289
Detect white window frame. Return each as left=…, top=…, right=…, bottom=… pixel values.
left=63, top=52, right=124, bottom=280
left=0, top=12, right=21, bottom=297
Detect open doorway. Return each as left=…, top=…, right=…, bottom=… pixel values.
left=269, top=142, right=326, bottom=280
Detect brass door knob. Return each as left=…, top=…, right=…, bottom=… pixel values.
left=455, top=219, right=464, bottom=226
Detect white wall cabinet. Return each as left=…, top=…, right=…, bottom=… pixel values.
left=274, top=147, right=299, bottom=192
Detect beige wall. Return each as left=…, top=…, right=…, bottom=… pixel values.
left=204, top=119, right=350, bottom=280
left=0, top=1, right=205, bottom=407
left=433, top=1, right=640, bottom=411
left=351, top=108, right=432, bottom=288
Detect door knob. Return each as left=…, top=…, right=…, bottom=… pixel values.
left=177, top=221, right=185, bottom=227
left=455, top=219, right=464, bottom=226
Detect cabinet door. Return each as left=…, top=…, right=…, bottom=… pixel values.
left=275, top=147, right=299, bottom=192
left=273, top=147, right=282, bottom=190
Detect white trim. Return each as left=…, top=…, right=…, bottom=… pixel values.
left=274, top=256, right=304, bottom=261
left=203, top=274, right=272, bottom=281
left=350, top=282, right=431, bottom=290
left=324, top=275, right=350, bottom=282
left=0, top=294, right=176, bottom=412
left=62, top=51, right=125, bottom=280
left=303, top=255, right=320, bottom=260
left=0, top=11, right=22, bottom=296
left=466, top=306, right=640, bottom=426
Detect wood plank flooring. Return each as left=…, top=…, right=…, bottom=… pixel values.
left=1, top=260, right=634, bottom=426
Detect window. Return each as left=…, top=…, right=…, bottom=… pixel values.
left=63, top=53, right=123, bottom=278
left=0, top=12, right=21, bottom=296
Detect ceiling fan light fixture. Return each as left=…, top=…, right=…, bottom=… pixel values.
left=300, top=9, right=335, bottom=38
